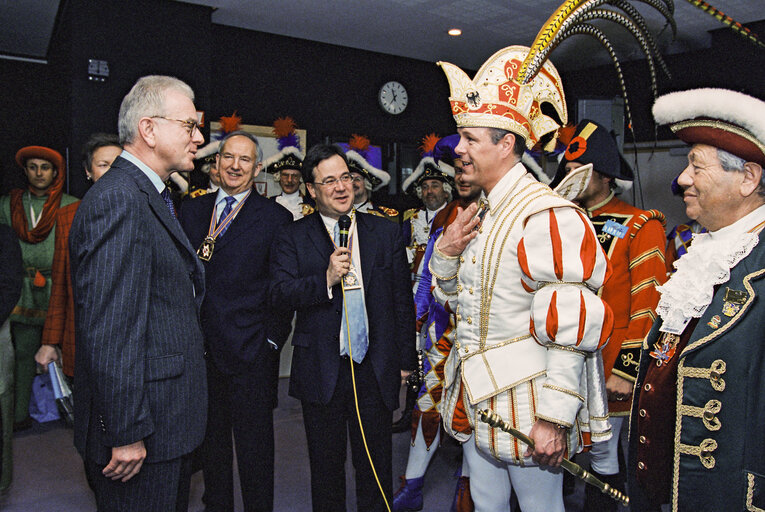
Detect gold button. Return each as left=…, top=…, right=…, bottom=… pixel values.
left=644, top=383, right=652, bottom=392
left=456, top=315, right=462, bottom=322
left=478, top=228, right=483, bottom=234
left=471, top=256, right=476, bottom=264
left=639, top=409, right=647, bottom=418
left=700, top=449, right=712, bottom=458
left=457, top=285, right=463, bottom=292
left=637, top=462, right=646, bottom=470
left=459, top=256, right=465, bottom=263
left=467, top=316, right=473, bottom=324
left=639, top=436, right=647, bottom=444
left=469, top=287, right=474, bottom=294
left=703, top=410, right=715, bottom=421
left=710, top=370, right=720, bottom=381
left=464, top=347, right=469, bottom=353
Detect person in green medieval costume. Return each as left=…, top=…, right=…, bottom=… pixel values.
left=0, top=146, right=77, bottom=430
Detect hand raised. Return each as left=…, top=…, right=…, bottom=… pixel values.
left=436, top=203, right=481, bottom=257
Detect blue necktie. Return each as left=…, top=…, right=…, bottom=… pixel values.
left=161, top=187, right=176, bottom=218
left=217, top=196, right=237, bottom=237
left=334, top=223, right=369, bottom=363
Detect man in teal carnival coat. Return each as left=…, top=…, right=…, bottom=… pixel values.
left=628, top=88, right=765, bottom=511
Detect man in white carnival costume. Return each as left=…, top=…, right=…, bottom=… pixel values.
left=429, top=44, right=613, bottom=512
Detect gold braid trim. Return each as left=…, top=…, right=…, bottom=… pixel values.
left=629, top=248, right=666, bottom=269
left=746, top=472, right=765, bottom=512
left=545, top=343, right=587, bottom=356
left=677, top=438, right=718, bottom=469
left=542, top=383, right=584, bottom=402
left=631, top=277, right=661, bottom=294
left=535, top=413, right=573, bottom=429
left=671, top=119, right=765, bottom=158
left=678, top=399, right=721, bottom=431
left=678, top=359, right=727, bottom=391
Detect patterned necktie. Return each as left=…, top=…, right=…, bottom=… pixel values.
left=161, top=187, right=176, bottom=219
left=334, top=222, right=369, bottom=363
left=216, top=196, right=237, bottom=237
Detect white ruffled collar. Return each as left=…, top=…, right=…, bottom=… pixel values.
left=657, top=205, right=765, bottom=333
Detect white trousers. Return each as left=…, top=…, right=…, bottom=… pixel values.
left=589, top=416, right=624, bottom=475
left=404, top=419, right=441, bottom=478
left=463, top=434, right=564, bottom=512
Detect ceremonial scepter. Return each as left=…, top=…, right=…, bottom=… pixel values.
left=478, top=409, right=629, bottom=507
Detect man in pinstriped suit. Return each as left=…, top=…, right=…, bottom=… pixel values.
left=70, top=75, right=207, bottom=511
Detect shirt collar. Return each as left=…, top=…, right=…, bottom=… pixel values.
left=485, top=162, right=527, bottom=213
left=215, top=188, right=251, bottom=207
left=121, top=150, right=165, bottom=194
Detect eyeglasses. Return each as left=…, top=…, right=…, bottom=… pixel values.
left=314, top=173, right=353, bottom=188
left=151, top=116, right=203, bottom=136
left=351, top=175, right=365, bottom=183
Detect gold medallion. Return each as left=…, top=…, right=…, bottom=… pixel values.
left=197, top=236, right=215, bottom=262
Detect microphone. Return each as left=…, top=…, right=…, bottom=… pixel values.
left=338, top=215, right=351, bottom=248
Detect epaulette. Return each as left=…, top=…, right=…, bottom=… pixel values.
left=630, top=209, right=666, bottom=238
left=403, top=208, right=418, bottom=222
left=189, top=188, right=208, bottom=199
left=378, top=206, right=399, bottom=217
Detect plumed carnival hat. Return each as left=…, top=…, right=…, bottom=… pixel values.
left=345, top=134, right=390, bottom=191
left=550, top=119, right=634, bottom=189
left=439, top=45, right=567, bottom=149
left=438, top=0, right=675, bottom=145
left=653, top=88, right=765, bottom=168
left=402, top=133, right=455, bottom=194
left=16, top=146, right=65, bottom=172
left=263, top=117, right=304, bottom=175
left=195, top=112, right=242, bottom=173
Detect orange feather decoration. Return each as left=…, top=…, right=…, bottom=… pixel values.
left=349, top=134, right=371, bottom=152
left=419, top=133, right=441, bottom=155
left=273, top=116, right=297, bottom=137
left=219, top=111, right=242, bottom=133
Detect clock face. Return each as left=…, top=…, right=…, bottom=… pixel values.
left=378, top=81, right=408, bottom=115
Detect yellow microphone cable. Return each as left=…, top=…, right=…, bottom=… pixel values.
left=340, top=281, right=392, bottom=512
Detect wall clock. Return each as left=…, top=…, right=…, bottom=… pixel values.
left=378, top=81, right=408, bottom=115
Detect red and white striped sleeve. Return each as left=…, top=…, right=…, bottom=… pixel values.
left=518, top=207, right=614, bottom=425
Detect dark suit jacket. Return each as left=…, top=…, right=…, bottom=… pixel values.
left=70, top=156, right=207, bottom=465
left=270, top=211, right=417, bottom=411
left=179, top=192, right=292, bottom=380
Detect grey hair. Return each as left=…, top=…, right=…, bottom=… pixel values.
left=118, top=75, right=195, bottom=146
left=415, top=180, right=452, bottom=200
left=218, top=130, right=264, bottom=163
left=717, top=148, right=765, bottom=197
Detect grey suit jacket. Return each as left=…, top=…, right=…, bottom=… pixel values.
left=70, top=156, right=207, bottom=464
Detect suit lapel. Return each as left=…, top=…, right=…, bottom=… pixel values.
left=356, top=213, right=377, bottom=287
left=117, top=157, right=203, bottom=275
left=213, top=192, right=265, bottom=253
left=307, top=212, right=334, bottom=259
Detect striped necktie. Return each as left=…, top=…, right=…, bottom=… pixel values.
left=216, top=196, right=237, bottom=237
left=161, top=187, right=176, bottom=218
